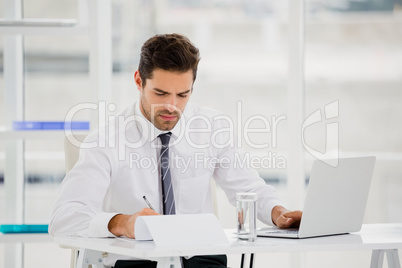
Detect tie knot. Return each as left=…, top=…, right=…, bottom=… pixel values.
left=159, top=132, right=171, bottom=146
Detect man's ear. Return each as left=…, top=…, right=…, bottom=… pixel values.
left=134, top=70, right=142, bottom=91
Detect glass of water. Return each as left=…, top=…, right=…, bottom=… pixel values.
left=236, top=192, right=258, bottom=241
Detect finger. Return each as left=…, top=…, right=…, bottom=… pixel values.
left=283, top=210, right=302, bottom=221
left=140, top=207, right=160, bottom=216
left=276, top=216, right=294, bottom=228
left=283, top=211, right=302, bottom=228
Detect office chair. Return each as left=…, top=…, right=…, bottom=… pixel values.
left=64, top=134, right=106, bottom=268
left=64, top=134, right=87, bottom=174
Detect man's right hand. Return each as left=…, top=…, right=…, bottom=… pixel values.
left=108, top=208, right=160, bottom=238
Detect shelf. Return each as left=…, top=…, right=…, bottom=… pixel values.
left=0, top=233, right=53, bottom=244
left=0, top=1, right=111, bottom=267
left=0, top=130, right=89, bottom=140
left=0, top=19, right=88, bottom=35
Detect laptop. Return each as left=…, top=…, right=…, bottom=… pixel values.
left=258, top=156, right=376, bottom=239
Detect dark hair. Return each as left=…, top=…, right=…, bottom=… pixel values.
left=138, top=33, right=200, bottom=87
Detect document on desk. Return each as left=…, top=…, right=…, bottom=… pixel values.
left=134, top=214, right=229, bottom=247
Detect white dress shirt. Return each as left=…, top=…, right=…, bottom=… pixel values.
left=49, top=102, right=284, bottom=265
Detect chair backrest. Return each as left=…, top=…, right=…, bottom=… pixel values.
left=64, top=134, right=87, bottom=173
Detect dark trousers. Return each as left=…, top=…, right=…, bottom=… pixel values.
left=114, top=255, right=227, bottom=268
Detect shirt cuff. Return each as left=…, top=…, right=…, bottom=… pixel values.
left=260, top=199, right=286, bottom=226
left=86, top=212, right=119, bottom=237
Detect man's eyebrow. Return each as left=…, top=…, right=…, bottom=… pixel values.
left=153, top=88, right=191, bottom=95
left=153, top=88, right=169, bottom=94
left=178, top=89, right=191, bottom=95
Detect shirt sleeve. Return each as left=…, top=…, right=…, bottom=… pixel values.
left=49, top=133, right=118, bottom=237
left=210, top=115, right=285, bottom=226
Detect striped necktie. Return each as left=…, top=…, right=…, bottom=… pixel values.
left=159, top=132, right=175, bottom=215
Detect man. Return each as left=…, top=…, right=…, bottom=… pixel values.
left=50, top=33, right=302, bottom=268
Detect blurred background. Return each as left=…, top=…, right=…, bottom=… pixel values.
left=0, top=0, right=402, bottom=267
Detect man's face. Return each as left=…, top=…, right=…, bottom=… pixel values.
left=135, top=68, right=193, bottom=131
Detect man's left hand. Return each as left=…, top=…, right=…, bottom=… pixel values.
left=271, top=205, right=302, bottom=228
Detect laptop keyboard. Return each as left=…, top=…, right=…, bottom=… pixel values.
left=264, top=229, right=299, bottom=234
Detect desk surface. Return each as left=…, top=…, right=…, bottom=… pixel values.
left=54, top=223, right=402, bottom=259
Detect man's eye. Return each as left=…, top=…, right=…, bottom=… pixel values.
left=155, top=92, right=165, bottom=96
left=178, top=94, right=188, bottom=98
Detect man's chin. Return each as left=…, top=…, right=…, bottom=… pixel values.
left=154, top=120, right=178, bottom=131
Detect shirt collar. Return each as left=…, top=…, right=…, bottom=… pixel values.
left=134, top=102, right=183, bottom=143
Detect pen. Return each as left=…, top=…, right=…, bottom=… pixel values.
left=142, top=195, right=155, bottom=211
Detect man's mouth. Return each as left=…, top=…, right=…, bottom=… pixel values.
left=159, top=114, right=177, bottom=121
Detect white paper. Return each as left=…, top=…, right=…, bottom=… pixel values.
left=134, top=218, right=153, bottom=241
left=135, top=214, right=229, bottom=247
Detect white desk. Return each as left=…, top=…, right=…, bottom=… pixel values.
left=55, top=223, right=402, bottom=268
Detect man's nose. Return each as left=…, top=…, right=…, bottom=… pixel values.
left=165, top=97, right=177, bottom=112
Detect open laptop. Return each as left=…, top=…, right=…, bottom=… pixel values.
left=258, top=156, right=376, bottom=239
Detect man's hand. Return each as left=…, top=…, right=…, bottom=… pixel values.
left=108, top=208, right=159, bottom=238
left=271, top=205, right=302, bottom=228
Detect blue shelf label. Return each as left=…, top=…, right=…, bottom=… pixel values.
left=13, top=121, right=90, bottom=130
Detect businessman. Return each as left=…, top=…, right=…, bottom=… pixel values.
left=50, top=33, right=302, bottom=268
